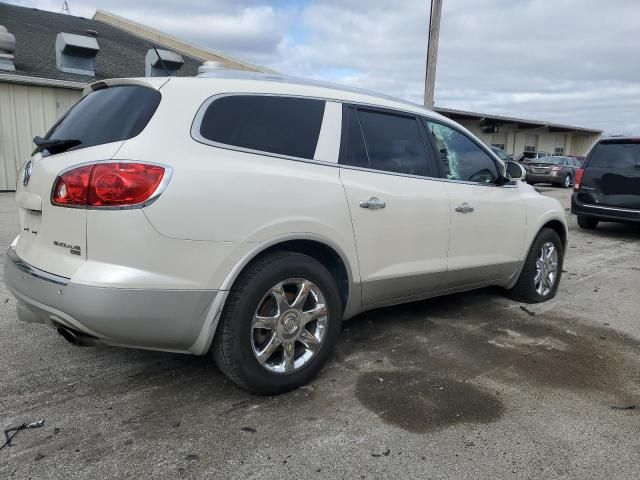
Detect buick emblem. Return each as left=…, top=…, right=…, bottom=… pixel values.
left=23, top=161, right=32, bottom=186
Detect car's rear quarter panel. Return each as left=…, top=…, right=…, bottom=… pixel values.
left=111, top=79, right=359, bottom=292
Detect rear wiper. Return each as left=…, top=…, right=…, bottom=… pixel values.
left=33, top=136, right=82, bottom=149
left=33, top=136, right=82, bottom=155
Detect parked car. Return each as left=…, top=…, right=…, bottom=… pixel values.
left=525, top=156, right=581, bottom=188
left=516, top=151, right=552, bottom=163
left=5, top=72, right=567, bottom=394
left=572, top=137, right=640, bottom=229
left=490, top=146, right=512, bottom=162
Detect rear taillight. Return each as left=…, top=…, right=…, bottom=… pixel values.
left=52, top=162, right=167, bottom=208
left=574, top=168, right=584, bottom=191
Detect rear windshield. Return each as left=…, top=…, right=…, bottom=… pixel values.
left=587, top=142, right=640, bottom=168
left=40, top=85, right=161, bottom=155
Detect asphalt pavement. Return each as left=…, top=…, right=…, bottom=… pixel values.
left=1, top=188, right=639, bottom=479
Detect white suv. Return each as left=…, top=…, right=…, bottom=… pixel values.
left=5, top=72, right=566, bottom=394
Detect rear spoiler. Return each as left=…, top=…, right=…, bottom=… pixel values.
left=82, top=77, right=170, bottom=97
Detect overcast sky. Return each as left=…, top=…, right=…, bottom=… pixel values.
left=7, top=0, right=640, bottom=134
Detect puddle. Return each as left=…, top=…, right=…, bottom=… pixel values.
left=341, top=289, right=640, bottom=433
left=355, top=371, right=504, bottom=433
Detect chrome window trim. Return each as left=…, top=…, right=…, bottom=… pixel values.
left=50, top=160, right=174, bottom=210
left=191, top=92, right=330, bottom=163
left=338, top=163, right=519, bottom=187
left=190, top=92, right=451, bottom=158
left=7, top=248, right=70, bottom=286
left=190, top=93, right=517, bottom=188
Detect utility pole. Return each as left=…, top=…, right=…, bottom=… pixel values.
left=424, top=0, right=442, bottom=108
left=61, top=1, right=72, bottom=15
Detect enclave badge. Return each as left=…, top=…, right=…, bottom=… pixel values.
left=23, top=160, right=33, bottom=186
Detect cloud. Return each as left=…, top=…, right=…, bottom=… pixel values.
left=5, top=0, right=640, bottom=134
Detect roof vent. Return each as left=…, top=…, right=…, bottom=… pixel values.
left=197, top=61, right=226, bottom=75
left=55, top=32, right=99, bottom=76
left=85, top=29, right=99, bottom=37
left=145, top=49, right=184, bottom=77
left=0, top=25, right=16, bottom=72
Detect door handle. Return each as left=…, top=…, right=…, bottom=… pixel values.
left=454, top=202, right=474, bottom=214
left=359, top=197, right=386, bottom=209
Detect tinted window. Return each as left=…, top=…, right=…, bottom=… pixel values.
left=587, top=142, right=640, bottom=169
left=425, top=121, right=499, bottom=183
left=357, top=110, right=429, bottom=176
left=41, top=85, right=161, bottom=155
left=341, top=108, right=369, bottom=168
left=199, top=95, right=325, bottom=159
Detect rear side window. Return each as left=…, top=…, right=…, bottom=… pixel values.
left=41, top=85, right=161, bottom=155
left=587, top=142, right=640, bottom=169
left=341, top=108, right=369, bottom=168
left=356, top=110, right=429, bottom=176
left=198, top=95, right=325, bottom=159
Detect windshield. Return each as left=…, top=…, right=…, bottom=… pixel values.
left=39, top=85, right=161, bottom=156
left=491, top=147, right=510, bottom=161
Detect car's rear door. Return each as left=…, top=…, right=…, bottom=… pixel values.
left=579, top=139, right=640, bottom=210
left=339, top=106, right=449, bottom=306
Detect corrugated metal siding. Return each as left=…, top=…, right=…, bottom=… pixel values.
left=0, top=83, right=80, bottom=190
left=570, top=134, right=600, bottom=157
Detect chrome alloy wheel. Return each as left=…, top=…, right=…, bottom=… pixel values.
left=251, top=278, right=328, bottom=374
left=534, top=241, right=558, bottom=296
left=564, top=175, right=571, bottom=188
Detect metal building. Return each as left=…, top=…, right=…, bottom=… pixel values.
left=0, top=3, right=265, bottom=190
left=435, top=108, right=602, bottom=159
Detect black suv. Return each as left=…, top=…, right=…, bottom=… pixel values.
left=571, top=137, right=640, bottom=229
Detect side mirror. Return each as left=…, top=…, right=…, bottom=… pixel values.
left=505, top=161, right=526, bottom=181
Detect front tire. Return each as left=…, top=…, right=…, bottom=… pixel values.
left=213, top=251, right=342, bottom=394
left=562, top=174, right=572, bottom=188
left=577, top=215, right=599, bottom=230
left=508, top=228, right=564, bottom=303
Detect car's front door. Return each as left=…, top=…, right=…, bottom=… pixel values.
left=424, top=119, right=526, bottom=289
left=339, top=106, right=450, bottom=306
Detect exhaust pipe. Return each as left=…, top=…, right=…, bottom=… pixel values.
left=57, top=326, right=102, bottom=347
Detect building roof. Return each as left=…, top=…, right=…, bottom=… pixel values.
left=93, top=9, right=269, bottom=73
left=0, top=2, right=205, bottom=84
left=435, top=106, right=602, bottom=134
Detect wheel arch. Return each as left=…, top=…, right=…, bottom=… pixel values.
left=505, top=216, right=567, bottom=291
left=189, top=234, right=361, bottom=356
left=541, top=219, right=567, bottom=248
left=220, top=234, right=359, bottom=315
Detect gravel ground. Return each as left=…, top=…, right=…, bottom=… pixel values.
left=0, top=188, right=639, bottom=479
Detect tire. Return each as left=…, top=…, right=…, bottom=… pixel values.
left=577, top=216, right=599, bottom=230
left=508, top=228, right=564, bottom=303
left=562, top=174, right=571, bottom=188
left=213, top=251, right=342, bottom=394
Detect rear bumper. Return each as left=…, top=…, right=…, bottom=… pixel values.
left=4, top=248, right=219, bottom=353
left=526, top=172, right=562, bottom=184
left=571, top=194, right=640, bottom=223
